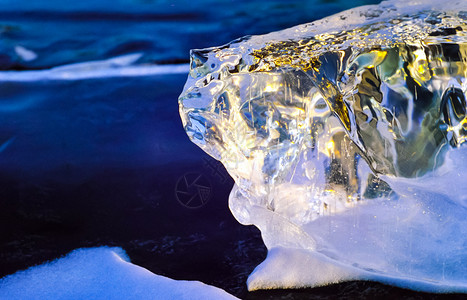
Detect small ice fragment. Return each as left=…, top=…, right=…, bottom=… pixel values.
left=14, top=45, right=37, bottom=61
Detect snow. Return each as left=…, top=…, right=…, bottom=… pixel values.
left=248, top=246, right=467, bottom=293
left=0, top=247, right=237, bottom=300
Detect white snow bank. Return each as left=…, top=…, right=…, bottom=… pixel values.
left=0, top=247, right=237, bottom=300
left=248, top=247, right=467, bottom=293
left=247, top=247, right=362, bottom=290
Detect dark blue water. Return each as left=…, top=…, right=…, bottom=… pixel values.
left=0, top=0, right=381, bottom=70
left=1, top=0, right=465, bottom=298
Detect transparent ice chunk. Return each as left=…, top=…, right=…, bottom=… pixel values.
left=179, top=0, right=467, bottom=292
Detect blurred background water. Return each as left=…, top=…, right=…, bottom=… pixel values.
left=1, top=0, right=465, bottom=298
left=0, top=0, right=380, bottom=70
